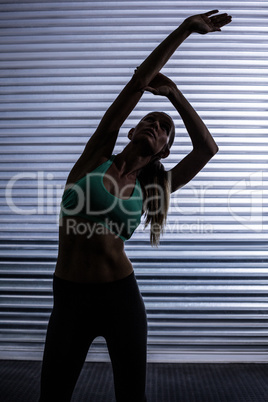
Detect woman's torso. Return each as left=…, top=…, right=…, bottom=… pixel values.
left=55, top=155, right=142, bottom=283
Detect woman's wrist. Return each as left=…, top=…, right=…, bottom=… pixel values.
left=167, top=86, right=182, bottom=103
left=179, top=19, right=194, bottom=36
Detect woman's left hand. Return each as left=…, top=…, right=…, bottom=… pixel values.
left=184, top=10, right=232, bottom=34
left=142, top=73, right=178, bottom=98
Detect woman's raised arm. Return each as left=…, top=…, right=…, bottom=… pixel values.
left=82, top=15, right=192, bottom=159
left=143, top=71, right=220, bottom=192
left=70, top=11, right=231, bottom=171
left=133, top=10, right=231, bottom=86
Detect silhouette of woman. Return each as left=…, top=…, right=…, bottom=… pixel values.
left=39, top=10, right=232, bottom=402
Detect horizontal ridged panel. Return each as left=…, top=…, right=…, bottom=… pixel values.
left=0, top=1, right=268, bottom=362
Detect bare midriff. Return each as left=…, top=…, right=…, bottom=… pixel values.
left=54, top=216, right=134, bottom=283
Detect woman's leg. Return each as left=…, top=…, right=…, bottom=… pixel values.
left=39, top=276, right=96, bottom=402
left=104, top=273, right=148, bottom=402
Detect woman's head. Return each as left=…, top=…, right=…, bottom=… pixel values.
left=143, top=111, right=175, bottom=149
left=129, top=111, right=175, bottom=161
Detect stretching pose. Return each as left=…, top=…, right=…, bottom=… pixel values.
left=39, top=10, right=232, bottom=402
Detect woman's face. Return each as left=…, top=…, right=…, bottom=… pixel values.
left=130, top=112, right=174, bottom=157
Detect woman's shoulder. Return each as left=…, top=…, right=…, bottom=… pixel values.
left=65, top=154, right=113, bottom=187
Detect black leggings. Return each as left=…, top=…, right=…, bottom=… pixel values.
left=39, top=272, right=148, bottom=402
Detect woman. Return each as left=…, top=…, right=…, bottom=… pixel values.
left=39, top=10, right=232, bottom=402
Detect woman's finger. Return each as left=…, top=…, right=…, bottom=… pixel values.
left=204, top=9, right=219, bottom=17
left=216, top=17, right=232, bottom=28
left=211, top=13, right=228, bottom=21
left=210, top=14, right=232, bottom=29
left=143, top=86, right=158, bottom=94
left=211, top=14, right=231, bottom=24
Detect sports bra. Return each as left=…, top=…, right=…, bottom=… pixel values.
left=60, top=155, right=143, bottom=241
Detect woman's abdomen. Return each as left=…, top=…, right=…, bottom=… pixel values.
left=54, top=216, right=133, bottom=283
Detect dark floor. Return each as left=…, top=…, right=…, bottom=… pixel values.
left=1, top=360, right=268, bottom=402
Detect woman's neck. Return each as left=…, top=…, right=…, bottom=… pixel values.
left=114, top=144, right=152, bottom=178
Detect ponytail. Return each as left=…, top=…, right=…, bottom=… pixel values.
left=136, top=111, right=175, bottom=246
left=138, top=159, right=171, bottom=246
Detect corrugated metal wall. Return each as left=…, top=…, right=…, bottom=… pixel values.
left=0, top=0, right=267, bottom=362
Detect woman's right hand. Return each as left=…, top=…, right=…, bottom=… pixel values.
left=184, top=10, right=232, bottom=34
left=142, top=72, right=178, bottom=98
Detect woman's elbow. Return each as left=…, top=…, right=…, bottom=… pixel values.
left=212, top=144, right=219, bottom=156
left=206, top=137, right=219, bottom=156
left=202, top=143, right=219, bottom=158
